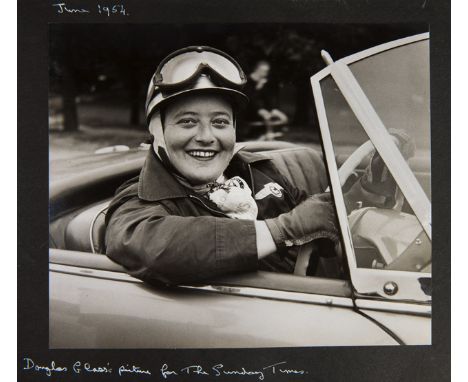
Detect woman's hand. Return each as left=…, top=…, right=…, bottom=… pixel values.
left=264, top=193, right=339, bottom=249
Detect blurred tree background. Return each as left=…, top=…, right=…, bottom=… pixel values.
left=49, top=23, right=426, bottom=136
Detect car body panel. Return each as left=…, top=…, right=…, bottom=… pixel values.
left=50, top=147, right=148, bottom=182
left=49, top=264, right=400, bottom=348
left=358, top=309, right=431, bottom=345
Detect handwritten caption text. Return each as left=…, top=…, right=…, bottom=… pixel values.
left=22, top=358, right=307, bottom=380
left=52, top=3, right=130, bottom=16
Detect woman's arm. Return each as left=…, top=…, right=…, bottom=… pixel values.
left=105, top=197, right=259, bottom=285
left=254, top=220, right=277, bottom=259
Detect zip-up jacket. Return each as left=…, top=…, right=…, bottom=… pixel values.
left=105, top=149, right=307, bottom=285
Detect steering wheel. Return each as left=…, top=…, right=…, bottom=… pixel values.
left=296, top=138, right=398, bottom=277
left=294, top=241, right=343, bottom=278
left=337, top=136, right=400, bottom=186
left=294, top=242, right=316, bottom=276
left=294, top=142, right=374, bottom=276
left=337, top=141, right=374, bottom=186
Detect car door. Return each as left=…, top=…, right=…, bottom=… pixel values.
left=50, top=247, right=402, bottom=348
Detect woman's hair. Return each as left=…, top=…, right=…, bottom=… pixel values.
left=158, top=91, right=239, bottom=130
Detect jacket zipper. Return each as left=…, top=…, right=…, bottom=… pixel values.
left=188, top=195, right=229, bottom=217
left=247, top=163, right=256, bottom=192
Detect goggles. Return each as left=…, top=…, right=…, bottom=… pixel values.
left=153, top=46, right=247, bottom=89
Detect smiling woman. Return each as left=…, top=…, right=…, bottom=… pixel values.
left=104, top=46, right=340, bottom=285
left=158, top=94, right=236, bottom=185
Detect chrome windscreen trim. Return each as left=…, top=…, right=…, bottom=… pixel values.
left=340, top=33, right=429, bottom=66
left=311, top=76, right=358, bottom=272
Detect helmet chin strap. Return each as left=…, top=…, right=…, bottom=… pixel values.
left=148, top=111, right=166, bottom=158
left=148, top=111, right=182, bottom=177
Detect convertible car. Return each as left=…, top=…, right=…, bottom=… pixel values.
left=49, top=33, right=431, bottom=347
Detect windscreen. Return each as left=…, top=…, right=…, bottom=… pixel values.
left=319, top=42, right=431, bottom=274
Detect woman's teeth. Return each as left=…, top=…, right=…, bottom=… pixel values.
left=188, top=151, right=216, bottom=158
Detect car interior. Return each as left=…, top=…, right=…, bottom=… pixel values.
left=49, top=141, right=355, bottom=284
left=50, top=136, right=432, bottom=284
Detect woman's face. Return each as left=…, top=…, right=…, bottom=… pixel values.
left=163, top=93, right=236, bottom=185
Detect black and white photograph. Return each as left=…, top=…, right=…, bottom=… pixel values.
left=18, top=0, right=450, bottom=381
left=48, top=23, right=431, bottom=348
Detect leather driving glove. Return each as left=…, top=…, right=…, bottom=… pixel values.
left=265, top=192, right=339, bottom=248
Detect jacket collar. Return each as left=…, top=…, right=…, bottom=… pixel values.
left=138, top=148, right=270, bottom=202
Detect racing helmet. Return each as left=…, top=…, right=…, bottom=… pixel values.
left=145, top=46, right=249, bottom=122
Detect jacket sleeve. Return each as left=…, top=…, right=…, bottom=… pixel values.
left=105, top=196, right=258, bottom=286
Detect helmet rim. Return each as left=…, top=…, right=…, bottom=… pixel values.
left=146, top=71, right=249, bottom=122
